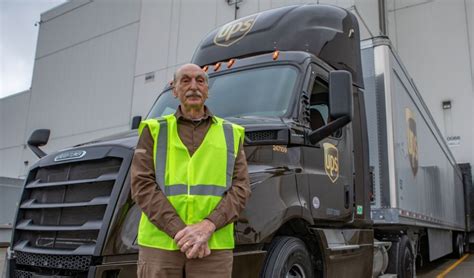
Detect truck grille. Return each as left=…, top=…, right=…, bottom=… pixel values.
left=246, top=130, right=278, bottom=141
left=15, top=251, right=91, bottom=271
left=14, top=270, right=33, bottom=278
left=12, top=155, right=125, bottom=273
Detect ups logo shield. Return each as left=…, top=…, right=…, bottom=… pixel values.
left=214, top=15, right=258, bottom=47
left=405, top=108, right=418, bottom=176
left=323, top=143, right=339, bottom=183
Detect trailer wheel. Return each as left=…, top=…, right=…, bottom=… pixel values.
left=398, top=235, right=415, bottom=278
left=260, top=236, right=314, bottom=278
left=454, top=233, right=465, bottom=258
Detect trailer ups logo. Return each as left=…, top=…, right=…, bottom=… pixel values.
left=324, top=143, right=339, bottom=183
left=214, top=15, right=258, bottom=47
left=405, top=108, right=418, bottom=176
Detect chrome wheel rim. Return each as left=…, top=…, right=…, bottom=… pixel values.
left=286, top=263, right=306, bottom=278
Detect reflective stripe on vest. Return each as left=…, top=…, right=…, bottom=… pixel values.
left=137, top=114, right=244, bottom=251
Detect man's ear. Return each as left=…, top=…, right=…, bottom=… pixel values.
left=172, top=86, right=178, bottom=98
left=168, top=80, right=178, bottom=98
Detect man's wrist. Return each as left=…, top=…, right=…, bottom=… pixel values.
left=203, top=219, right=216, bottom=233
left=168, top=219, right=187, bottom=238
left=206, top=212, right=225, bottom=230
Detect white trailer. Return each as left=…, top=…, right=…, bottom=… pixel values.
left=362, top=37, right=466, bottom=274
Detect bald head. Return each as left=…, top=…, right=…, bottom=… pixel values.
left=173, top=63, right=208, bottom=85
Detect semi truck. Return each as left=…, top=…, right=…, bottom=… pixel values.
left=6, top=4, right=471, bottom=278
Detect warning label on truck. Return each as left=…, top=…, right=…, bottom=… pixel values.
left=405, top=108, right=419, bottom=176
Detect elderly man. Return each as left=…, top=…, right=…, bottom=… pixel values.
left=131, top=63, right=250, bottom=277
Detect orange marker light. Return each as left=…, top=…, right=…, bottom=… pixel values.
left=202, top=65, right=209, bottom=72
left=272, top=51, right=280, bottom=60
left=214, top=62, right=221, bottom=71
left=227, top=59, right=235, bottom=68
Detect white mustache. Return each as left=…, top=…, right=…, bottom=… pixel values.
left=185, top=90, right=203, bottom=98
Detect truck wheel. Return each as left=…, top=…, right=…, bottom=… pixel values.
left=398, top=235, right=415, bottom=278
left=260, top=236, right=314, bottom=278
left=454, top=233, right=465, bottom=258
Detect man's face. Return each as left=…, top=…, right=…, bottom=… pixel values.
left=173, top=64, right=209, bottom=110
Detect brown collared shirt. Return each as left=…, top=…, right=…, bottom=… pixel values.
left=131, top=106, right=250, bottom=238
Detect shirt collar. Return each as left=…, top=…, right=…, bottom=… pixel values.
left=175, top=105, right=217, bottom=123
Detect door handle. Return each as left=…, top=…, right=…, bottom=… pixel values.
left=344, top=185, right=350, bottom=209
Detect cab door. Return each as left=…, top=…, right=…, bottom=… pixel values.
left=300, top=64, right=354, bottom=222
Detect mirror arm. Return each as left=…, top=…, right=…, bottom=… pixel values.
left=28, top=144, right=47, bottom=158
left=309, top=116, right=351, bottom=144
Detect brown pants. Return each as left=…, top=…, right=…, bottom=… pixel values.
left=137, top=246, right=233, bottom=278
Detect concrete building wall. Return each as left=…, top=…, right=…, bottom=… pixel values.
left=386, top=0, right=474, bottom=168
left=36, top=0, right=140, bottom=58
left=16, top=0, right=141, bottom=175
left=28, top=23, right=138, bottom=138
left=0, top=91, right=30, bottom=178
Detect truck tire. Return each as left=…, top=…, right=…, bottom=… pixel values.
left=260, top=236, right=314, bottom=278
left=398, top=235, right=415, bottom=278
left=453, top=233, right=465, bottom=258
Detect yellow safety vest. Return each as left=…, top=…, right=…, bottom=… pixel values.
left=137, top=114, right=244, bottom=250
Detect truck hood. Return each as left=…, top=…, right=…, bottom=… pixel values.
left=224, top=116, right=287, bottom=131
left=70, top=116, right=288, bottom=150
left=73, top=130, right=139, bottom=149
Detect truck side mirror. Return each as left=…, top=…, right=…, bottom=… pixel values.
left=309, top=70, right=353, bottom=144
left=329, top=70, right=353, bottom=120
left=131, top=115, right=142, bottom=130
left=27, top=129, right=50, bottom=158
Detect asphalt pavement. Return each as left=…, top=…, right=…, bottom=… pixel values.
left=0, top=247, right=473, bottom=277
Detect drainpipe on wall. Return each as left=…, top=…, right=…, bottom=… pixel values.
left=378, top=0, right=387, bottom=36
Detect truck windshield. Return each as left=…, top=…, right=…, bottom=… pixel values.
left=147, top=65, right=298, bottom=119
